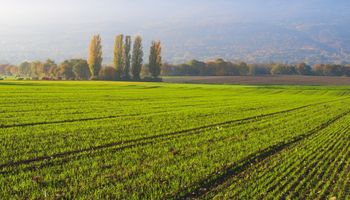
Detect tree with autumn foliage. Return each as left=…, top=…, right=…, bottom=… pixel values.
left=88, top=35, right=103, bottom=79
left=42, top=59, right=57, bottom=77
left=123, top=35, right=132, bottom=80
left=30, top=61, right=42, bottom=78
left=148, top=41, right=162, bottom=79
left=113, top=34, right=124, bottom=80
left=131, top=35, right=143, bottom=80
left=296, top=63, right=312, bottom=75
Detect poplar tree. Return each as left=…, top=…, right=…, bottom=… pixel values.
left=113, top=34, right=124, bottom=80
left=131, top=36, right=143, bottom=80
left=124, top=36, right=132, bottom=80
left=88, top=35, right=103, bottom=79
left=148, top=41, right=162, bottom=79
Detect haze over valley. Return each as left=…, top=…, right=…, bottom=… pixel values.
left=1, top=0, right=350, bottom=64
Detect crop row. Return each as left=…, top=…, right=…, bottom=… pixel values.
left=1, top=99, right=349, bottom=199
left=211, top=109, right=350, bottom=199
left=0, top=94, right=330, bottom=127
left=0, top=100, right=330, bottom=169
left=0, top=84, right=345, bottom=126
left=1, top=82, right=350, bottom=199
left=1, top=98, right=347, bottom=167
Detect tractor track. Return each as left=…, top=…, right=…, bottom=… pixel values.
left=173, top=108, right=350, bottom=200
left=0, top=98, right=348, bottom=170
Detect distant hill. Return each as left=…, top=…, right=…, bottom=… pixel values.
left=0, top=0, right=349, bottom=64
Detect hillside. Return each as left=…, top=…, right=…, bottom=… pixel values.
left=0, top=0, right=349, bottom=64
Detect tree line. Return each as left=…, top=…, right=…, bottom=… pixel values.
left=2, top=42, right=350, bottom=79
left=0, top=35, right=162, bottom=81
left=161, top=59, right=350, bottom=77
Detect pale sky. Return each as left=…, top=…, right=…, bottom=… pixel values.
left=1, top=0, right=349, bottom=26
left=0, top=0, right=216, bottom=24
left=0, top=0, right=349, bottom=64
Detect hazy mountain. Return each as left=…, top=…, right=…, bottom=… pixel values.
left=0, top=0, right=349, bottom=64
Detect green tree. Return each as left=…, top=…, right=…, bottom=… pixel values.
left=131, top=35, right=143, bottom=80
left=18, top=62, right=31, bottom=77
left=187, top=59, right=206, bottom=75
left=73, top=59, right=91, bottom=80
left=323, top=64, right=342, bottom=76
left=113, top=34, right=124, bottom=80
left=271, top=64, right=283, bottom=75
left=30, top=61, right=42, bottom=77
left=43, top=59, right=57, bottom=77
left=148, top=41, right=162, bottom=79
left=248, top=64, right=257, bottom=76
left=124, top=35, right=132, bottom=80
left=238, top=62, right=249, bottom=75
left=270, top=64, right=296, bottom=75
left=88, top=35, right=103, bottom=79
left=48, top=65, right=58, bottom=78
left=99, top=67, right=117, bottom=80
left=296, top=63, right=311, bottom=75
left=312, top=64, right=325, bottom=76
left=58, top=60, right=75, bottom=80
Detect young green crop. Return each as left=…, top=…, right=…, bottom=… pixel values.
left=0, top=81, right=349, bottom=199
left=213, top=112, right=350, bottom=199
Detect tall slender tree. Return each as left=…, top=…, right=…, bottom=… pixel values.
left=113, top=34, right=124, bottom=80
left=124, top=35, right=132, bottom=80
left=131, top=35, right=143, bottom=80
left=88, top=35, right=103, bottom=79
left=148, top=41, right=162, bottom=79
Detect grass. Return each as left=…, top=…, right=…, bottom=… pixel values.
left=163, top=75, right=350, bottom=86
left=0, top=81, right=349, bottom=199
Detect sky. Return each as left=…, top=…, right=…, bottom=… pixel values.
left=1, top=0, right=350, bottom=30
left=0, top=0, right=211, bottom=24
left=1, top=0, right=347, bottom=25
left=0, top=0, right=349, bottom=64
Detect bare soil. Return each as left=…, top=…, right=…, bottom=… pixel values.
left=163, top=76, right=350, bottom=86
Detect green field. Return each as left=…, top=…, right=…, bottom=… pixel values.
left=0, top=81, right=349, bottom=199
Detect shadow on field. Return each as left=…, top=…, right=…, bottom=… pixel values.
left=1, top=98, right=344, bottom=170
left=173, top=109, right=350, bottom=199
left=0, top=82, right=42, bottom=86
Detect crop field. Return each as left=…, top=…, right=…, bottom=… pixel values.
left=163, top=75, right=350, bottom=86
left=0, top=81, right=349, bottom=199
